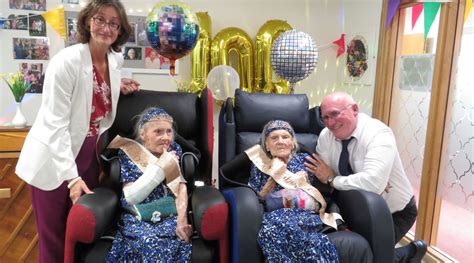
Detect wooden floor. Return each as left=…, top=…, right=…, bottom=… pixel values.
left=0, top=158, right=38, bottom=262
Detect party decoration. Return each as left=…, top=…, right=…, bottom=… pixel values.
left=412, top=4, right=423, bottom=29
left=206, top=65, right=240, bottom=101
left=346, top=36, right=368, bottom=79
left=332, top=33, right=346, bottom=58
left=386, top=0, right=400, bottom=28
left=146, top=2, right=200, bottom=76
left=254, top=20, right=292, bottom=94
left=270, top=30, right=318, bottom=93
left=424, top=2, right=441, bottom=39
left=41, top=7, right=66, bottom=41
left=465, top=0, right=472, bottom=23
left=211, top=27, right=254, bottom=93
left=189, top=12, right=212, bottom=94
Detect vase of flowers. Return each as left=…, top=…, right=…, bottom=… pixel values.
left=2, top=72, right=30, bottom=128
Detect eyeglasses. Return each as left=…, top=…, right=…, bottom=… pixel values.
left=321, top=104, right=353, bottom=122
left=91, top=16, right=121, bottom=31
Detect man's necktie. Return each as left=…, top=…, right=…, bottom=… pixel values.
left=338, top=137, right=354, bottom=176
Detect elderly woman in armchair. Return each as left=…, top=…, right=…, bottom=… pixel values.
left=105, top=107, right=192, bottom=262
left=245, top=120, right=340, bottom=262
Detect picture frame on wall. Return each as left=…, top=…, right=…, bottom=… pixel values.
left=29, top=13, right=47, bottom=37
left=13, top=37, right=50, bottom=60
left=20, top=62, right=45, bottom=93
left=67, top=17, right=78, bottom=46
left=127, top=22, right=137, bottom=45
left=9, top=0, right=47, bottom=11
left=3, top=14, right=28, bottom=30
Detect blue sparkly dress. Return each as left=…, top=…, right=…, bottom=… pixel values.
left=248, top=153, right=339, bottom=262
left=106, top=142, right=192, bottom=262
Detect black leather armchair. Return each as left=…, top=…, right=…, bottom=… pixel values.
left=65, top=89, right=228, bottom=263
left=218, top=89, right=394, bottom=263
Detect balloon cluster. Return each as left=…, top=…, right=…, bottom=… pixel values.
left=146, top=1, right=200, bottom=76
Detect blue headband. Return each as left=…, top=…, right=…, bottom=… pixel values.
left=140, top=107, right=173, bottom=127
left=264, top=120, right=295, bottom=137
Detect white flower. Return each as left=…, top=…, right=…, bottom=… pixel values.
left=151, top=211, right=162, bottom=223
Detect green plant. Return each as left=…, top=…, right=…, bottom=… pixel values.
left=2, top=72, right=31, bottom=103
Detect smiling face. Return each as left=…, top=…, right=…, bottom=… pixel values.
left=265, top=129, right=294, bottom=162
left=127, top=48, right=136, bottom=59
left=320, top=93, right=358, bottom=140
left=88, top=6, right=121, bottom=49
left=140, top=120, right=174, bottom=156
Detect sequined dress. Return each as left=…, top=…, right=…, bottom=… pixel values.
left=248, top=153, right=339, bottom=262
left=106, top=142, right=192, bottom=262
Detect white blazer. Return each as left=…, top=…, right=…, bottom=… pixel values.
left=16, top=43, right=123, bottom=191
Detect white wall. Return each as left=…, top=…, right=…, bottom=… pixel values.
left=0, top=0, right=382, bottom=126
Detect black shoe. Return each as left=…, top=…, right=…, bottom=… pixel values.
left=409, top=240, right=427, bottom=263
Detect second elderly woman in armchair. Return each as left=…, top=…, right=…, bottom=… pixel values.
left=105, top=107, right=192, bottom=262
left=245, top=120, right=340, bottom=262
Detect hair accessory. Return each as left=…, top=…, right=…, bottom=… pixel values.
left=264, top=120, right=295, bottom=137
left=141, top=107, right=173, bottom=127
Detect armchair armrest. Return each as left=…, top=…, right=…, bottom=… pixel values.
left=222, top=186, right=264, bottom=263
left=191, top=186, right=228, bottom=263
left=65, top=188, right=120, bottom=263
left=334, top=189, right=394, bottom=263
left=218, top=98, right=237, bottom=169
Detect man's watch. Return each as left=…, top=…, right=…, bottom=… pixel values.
left=327, top=175, right=335, bottom=186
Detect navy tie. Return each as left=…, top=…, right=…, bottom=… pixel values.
left=338, top=137, right=354, bottom=176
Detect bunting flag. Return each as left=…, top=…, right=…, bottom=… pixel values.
left=386, top=0, right=401, bottom=27
left=332, top=34, right=346, bottom=58
left=424, top=2, right=441, bottom=39
left=41, top=7, right=66, bottom=41
left=465, top=0, right=473, bottom=23
left=412, top=4, right=423, bottom=29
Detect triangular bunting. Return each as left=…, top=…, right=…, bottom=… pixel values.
left=412, top=4, right=423, bottom=29
left=41, top=7, right=66, bottom=41
left=386, top=0, right=401, bottom=27
left=423, top=3, right=440, bottom=39
left=332, top=34, right=345, bottom=58
left=465, top=0, right=472, bottom=23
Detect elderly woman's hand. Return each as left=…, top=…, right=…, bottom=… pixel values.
left=176, top=219, right=193, bottom=243
left=69, top=179, right=94, bottom=204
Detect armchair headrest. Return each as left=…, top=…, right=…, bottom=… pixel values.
left=234, top=89, right=312, bottom=133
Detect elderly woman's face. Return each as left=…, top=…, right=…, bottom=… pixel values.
left=140, top=120, right=173, bottom=156
left=265, top=130, right=294, bottom=159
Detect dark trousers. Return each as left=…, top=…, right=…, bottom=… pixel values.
left=30, top=136, right=99, bottom=263
left=393, top=196, right=418, bottom=262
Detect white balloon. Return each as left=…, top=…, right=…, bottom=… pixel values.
left=206, top=65, right=240, bottom=101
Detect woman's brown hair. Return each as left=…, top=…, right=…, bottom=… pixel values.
left=77, top=0, right=131, bottom=52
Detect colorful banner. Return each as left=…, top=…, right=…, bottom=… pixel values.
left=332, top=34, right=345, bottom=58
left=412, top=4, right=423, bottom=29
left=386, top=0, right=401, bottom=27
left=465, top=0, right=473, bottom=23
left=424, top=2, right=441, bottom=39
left=41, top=7, right=66, bottom=41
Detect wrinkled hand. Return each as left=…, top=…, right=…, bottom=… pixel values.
left=120, top=78, right=140, bottom=95
left=176, top=220, right=193, bottom=243
left=304, top=153, right=335, bottom=184
left=69, top=179, right=94, bottom=204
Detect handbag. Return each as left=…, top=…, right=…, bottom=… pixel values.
left=126, top=196, right=177, bottom=223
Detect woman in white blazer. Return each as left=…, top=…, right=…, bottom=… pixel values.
left=15, top=1, right=139, bottom=262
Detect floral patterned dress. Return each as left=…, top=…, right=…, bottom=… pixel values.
left=248, top=153, right=339, bottom=263
left=106, top=142, right=192, bottom=262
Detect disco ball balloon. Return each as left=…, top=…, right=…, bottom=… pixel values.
left=271, top=30, right=318, bottom=93
left=146, top=2, right=200, bottom=75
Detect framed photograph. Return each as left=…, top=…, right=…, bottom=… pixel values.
left=67, top=17, right=78, bottom=46
left=13, top=37, right=50, bottom=60
left=9, top=0, right=47, bottom=11
left=127, top=22, right=137, bottom=45
left=19, top=62, right=45, bottom=93
left=123, top=46, right=142, bottom=60
left=29, top=13, right=46, bottom=37
left=136, top=17, right=149, bottom=46
left=4, top=14, right=28, bottom=30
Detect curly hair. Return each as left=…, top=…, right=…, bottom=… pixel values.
left=76, top=0, right=131, bottom=52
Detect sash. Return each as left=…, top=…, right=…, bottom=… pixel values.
left=245, top=145, right=340, bottom=230
left=107, top=135, right=186, bottom=197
